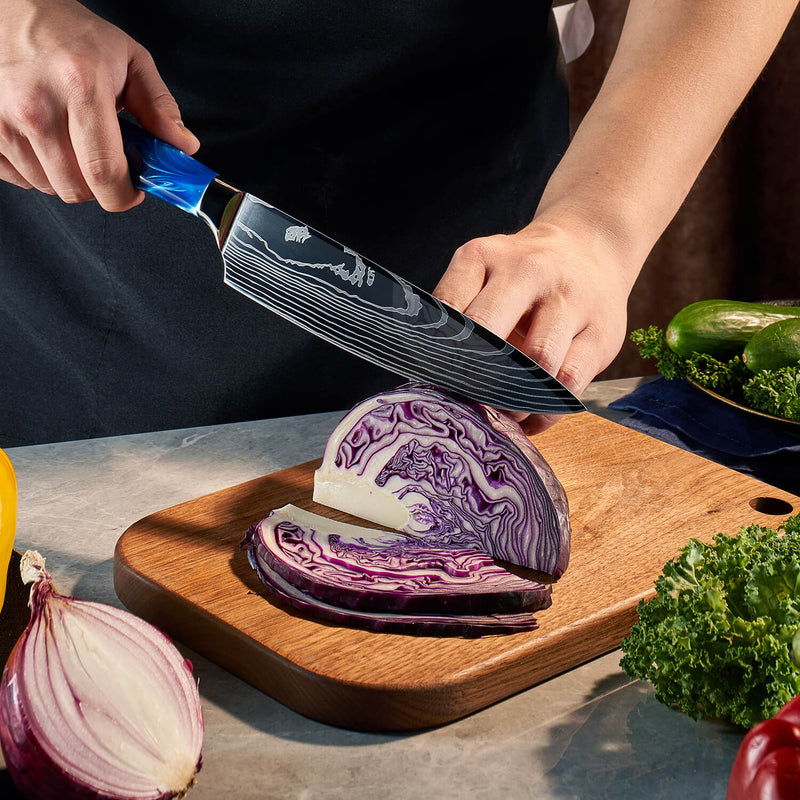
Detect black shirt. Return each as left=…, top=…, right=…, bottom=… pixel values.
left=0, top=1, right=567, bottom=445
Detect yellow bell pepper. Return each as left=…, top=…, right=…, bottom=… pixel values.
left=0, top=448, right=17, bottom=615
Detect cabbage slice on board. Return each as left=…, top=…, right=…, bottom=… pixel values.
left=243, top=504, right=553, bottom=614
left=243, top=514, right=546, bottom=637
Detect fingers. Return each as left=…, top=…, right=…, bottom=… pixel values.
left=0, top=75, right=141, bottom=211
left=0, top=8, right=198, bottom=211
left=0, top=70, right=137, bottom=209
left=68, top=102, right=138, bottom=210
left=551, top=326, right=606, bottom=397
left=433, top=239, right=491, bottom=311
left=435, top=228, right=633, bottom=438
left=0, top=122, right=51, bottom=192
left=122, top=47, right=200, bottom=155
left=0, top=152, right=33, bottom=189
left=516, top=323, right=620, bottom=436
left=518, top=295, right=583, bottom=386
left=515, top=330, right=598, bottom=439
left=519, top=412, right=561, bottom=437
left=436, top=236, right=536, bottom=339
left=441, top=236, right=584, bottom=380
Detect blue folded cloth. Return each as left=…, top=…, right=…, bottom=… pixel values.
left=608, top=377, right=800, bottom=496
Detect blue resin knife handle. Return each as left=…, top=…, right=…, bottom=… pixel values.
left=119, top=118, right=218, bottom=216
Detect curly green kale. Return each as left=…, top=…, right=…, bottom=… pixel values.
left=620, top=516, right=800, bottom=728
left=631, top=326, right=800, bottom=420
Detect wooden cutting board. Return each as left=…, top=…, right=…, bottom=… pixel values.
left=113, top=412, right=799, bottom=731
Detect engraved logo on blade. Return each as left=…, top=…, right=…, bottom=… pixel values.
left=285, top=225, right=311, bottom=244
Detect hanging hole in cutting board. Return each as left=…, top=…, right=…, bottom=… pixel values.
left=749, top=496, right=794, bottom=515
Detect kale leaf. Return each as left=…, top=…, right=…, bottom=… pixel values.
left=620, top=516, right=800, bottom=728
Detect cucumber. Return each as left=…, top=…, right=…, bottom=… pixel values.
left=742, top=318, right=800, bottom=373
left=665, top=299, right=800, bottom=359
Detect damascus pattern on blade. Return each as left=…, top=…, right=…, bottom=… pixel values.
left=220, top=196, right=582, bottom=414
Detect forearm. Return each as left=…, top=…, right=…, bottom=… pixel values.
left=533, top=0, right=799, bottom=283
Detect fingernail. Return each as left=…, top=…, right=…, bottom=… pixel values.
left=175, top=120, right=200, bottom=147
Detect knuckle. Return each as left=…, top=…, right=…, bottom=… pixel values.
left=432, top=287, right=461, bottom=310
left=59, top=187, right=94, bottom=204
left=57, top=55, right=99, bottom=106
left=130, top=44, right=157, bottom=72
left=557, top=362, right=587, bottom=395
left=528, top=337, right=562, bottom=374
left=558, top=360, right=583, bottom=385
left=10, top=94, right=52, bottom=134
left=466, top=308, right=501, bottom=333
left=80, top=151, right=124, bottom=187
left=150, top=89, right=181, bottom=117
left=453, top=236, right=499, bottom=266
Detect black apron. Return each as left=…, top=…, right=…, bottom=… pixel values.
left=0, top=2, right=568, bottom=446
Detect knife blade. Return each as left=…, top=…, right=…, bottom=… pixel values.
left=120, top=119, right=584, bottom=415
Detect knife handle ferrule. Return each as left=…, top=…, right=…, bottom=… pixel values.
left=120, top=118, right=218, bottom=217
left=197, top=179, right=243, bottom=245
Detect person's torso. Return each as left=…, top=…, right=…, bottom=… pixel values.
left=0, top=2, right=568, bottom=445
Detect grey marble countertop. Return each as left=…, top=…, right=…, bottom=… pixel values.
left=1, top=377, right=745, bottom=800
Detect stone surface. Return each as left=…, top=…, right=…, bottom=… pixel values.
left=0, top=378, right=743, bottom=800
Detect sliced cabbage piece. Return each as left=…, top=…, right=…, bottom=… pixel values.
left=243, top=504, right=552, bottom=614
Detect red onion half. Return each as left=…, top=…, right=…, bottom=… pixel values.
left=0, top=551, right=203, bottom=800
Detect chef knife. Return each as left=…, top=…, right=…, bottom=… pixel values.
left=120, top=119, right=584, bottom=415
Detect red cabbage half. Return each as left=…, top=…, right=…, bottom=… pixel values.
left=313, top=383, right=571, bottom=578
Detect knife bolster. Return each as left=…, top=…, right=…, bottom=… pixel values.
left=199, top=179, right=244, bottom=245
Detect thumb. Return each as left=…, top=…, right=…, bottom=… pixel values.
left=120, top=46, right=201, bottom=154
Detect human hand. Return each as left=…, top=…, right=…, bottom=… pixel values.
left=0, top=0, right=199, bottom=211
left=433, top=217, right=634, bottom=434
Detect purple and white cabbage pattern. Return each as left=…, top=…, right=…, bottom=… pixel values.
left=244, top=504, right=552, bottom=615
left=314, top=383, right=570, bottom=578
left=245, top=542, right=544, bottom=636
left=243, top=383, right=571, bottom=636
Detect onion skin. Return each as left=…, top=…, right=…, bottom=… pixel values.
left=0, top=657, right=200, bottom=800
left=0, top=447, right=17, bottom=615
left=0, top=667, right=114, bottom=800
left=314, top=382, right=571, bottom=578
left=0, top=553, right=203, bottom=800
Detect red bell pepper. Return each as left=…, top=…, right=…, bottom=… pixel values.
left=728, top=695, right=800, bottom=800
